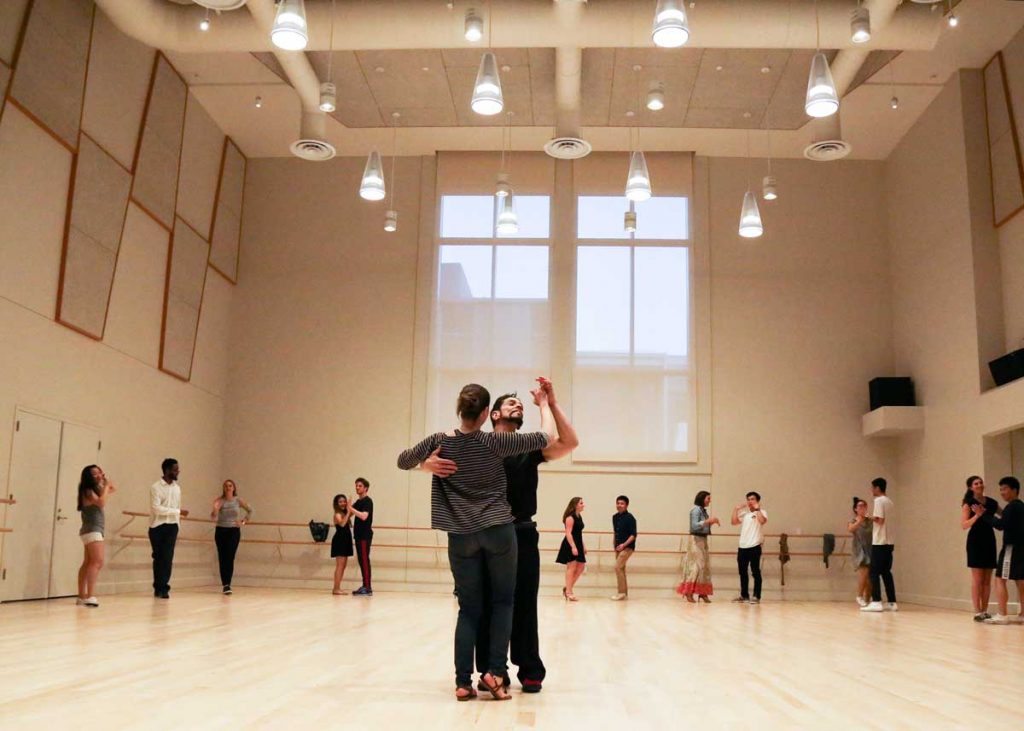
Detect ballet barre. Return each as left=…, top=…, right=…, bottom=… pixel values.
left=0, top=497, right=16, bottom=504
left=0, top=528, right=11, bottom=533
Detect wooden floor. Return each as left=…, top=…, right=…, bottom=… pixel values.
left=2, top=588, right=1023, bottom=730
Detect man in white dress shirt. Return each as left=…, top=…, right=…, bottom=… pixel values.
left=149, top=458, right=188, bottom=599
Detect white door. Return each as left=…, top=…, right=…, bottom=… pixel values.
left=48, top=422, right=101, bottom=598
left=1, top=410, right=62, bottom=601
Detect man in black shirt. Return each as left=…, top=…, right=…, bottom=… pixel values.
left=978, top=476, right=1024, bottom=624
left=424, top=377, right=577, bottom=693
left=611, top=495, right=638, bottom=600
left=351, top=477, right=374, bottom=596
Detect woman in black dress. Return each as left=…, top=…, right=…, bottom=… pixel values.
left=961, top=475, right=1000, bottom=621
left=556, top=497, right=586, bottom=601
left=331, top=493, right=354, bottom=595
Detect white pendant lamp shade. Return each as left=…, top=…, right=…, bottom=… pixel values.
left=646, top=82, right=665, bottom=111
left=319, top=82, right=337, bottom=113
left=738, top=190, right=763, bottom=238
left=384, top=210, right=398, bottom=232
left=762, top=175, right=778, bottom=201
left=471, top=52, right=504, bottom=116
left=624, top=208, right=637, bottom=233
left=271, top=0, right=308, bottom=51
left=496, top=193, right=519, bottom=234
left=495, top=172, right=511, bottom=198
left=652, top=0, right=690, bottom=48
left=850, top=6, right=871, bottom=44
left=360, top=151, right=386, bottom=201
left=465, top=8, right=484, bottom=42
left=625, top=151, right=652, bottom=202
left=805, top=52, right=839, bottom=118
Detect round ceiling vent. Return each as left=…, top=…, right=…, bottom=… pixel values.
left=192, top=1, right=249, bottom=10
left=543, top=137, right=593, bottom=160
left=290, top=138, right=337, bottom=162
left=803, top=138, right=852, bottom=162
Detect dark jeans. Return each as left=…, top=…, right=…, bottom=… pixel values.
left=737, top=545, right=763, bottom=600
left=476, top=522, right=546, bottom=684
left=448, top=523, right=517, bottom=687
left=356, top=536, right=372, bottom=589
left=870, top=544, right=896, bottom=602
left=215, top=526, right=241, bottom=586
left=149, top=523, right=179, bottom=594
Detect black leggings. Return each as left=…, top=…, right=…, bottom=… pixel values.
left=737, top=545, right=763, bottom=600
left=215, top=527, right=241, bottom=586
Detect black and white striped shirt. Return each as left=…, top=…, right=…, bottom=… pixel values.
left=397, top=429, right=550, bottom=534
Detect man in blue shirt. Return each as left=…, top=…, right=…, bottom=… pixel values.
left=611, top=495, right=638, bottom=601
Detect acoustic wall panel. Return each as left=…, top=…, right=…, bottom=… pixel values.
left=984, top=54, right=1024, bottom=226
left=133, top=56, right=187, bottom=229
left=176, top=93, right=224, bottom=239
left=0, top=61, right=11, bottom=110
left=0, top=0, right=31, bottom=67
left=58, top=134, right=131, bottom=337
left=104, top=204, right=170, bottom=367
left=0, top=103, right=72, bottom=318
left=210, top=139, right=246, bottom=282
left=8, top=0, right=93, bottom=149
left=190, top=268, right=232, bottom=397
left=161, top=218, right=209, bottom=379
left=80, top=11, right=155, bottom=171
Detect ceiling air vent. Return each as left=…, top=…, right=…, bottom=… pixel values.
left=544, top=137, right=593, bottom=160
left=192, top=1, right=249, bottom=10
left=290, top=138, right=336, bottom=161
left=803, top=139, right=852, bottom=162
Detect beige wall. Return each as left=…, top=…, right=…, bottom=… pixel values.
left=222, top=150, right=894, bottom=598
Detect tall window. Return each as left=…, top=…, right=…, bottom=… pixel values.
left=427, top=195, right=551, bottom=431
left=573, top=196, right=693, bottom=462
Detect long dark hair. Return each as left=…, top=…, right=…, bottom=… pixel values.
left=562, top=497, right=582, bottom=523
left=333, top=493, right=348, bottom=513
left=693, top=490, right=710, bottom=508
left=852, top=496, right=867, bottom=512
left=77, top=465, right=101, bottom=511
left=962, top=475, right=983, bottom=505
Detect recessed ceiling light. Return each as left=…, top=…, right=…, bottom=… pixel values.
left=421, top=66, right=430, bottom=72
left=742, top=111, right=752, bottom=119
left=761, top=66, right=771, bottom=74
left=626, top=110, right=635, bottom=117
left=715, top=65, right=724, bottom=72
left=375, top=66, right=385, bottom=73
left=254, top=96, right=262, bottom=109
left=501, top=65, right=511, bottom=73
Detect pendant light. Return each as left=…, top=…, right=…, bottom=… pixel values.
left=271, top=0, right=308, bottom=51
left=199, top=8, right=211, bottom=32
left=625, top=151, right=652, bottom=202
left=495, top=115, right=518, bottom=234
left=888, top=55, right=899, bottom=110
left=465, top=8, right=484, bottom=42
left=805, top=2, right=839, bottom=118
left=384, top=113, right=399, bottom=231
left=624, top=201, right=637, bottom=233
left=652, top=0, right=690, bottom=48
left=739, top=129, right=763, bottom=238
left=319, top=0, right=337, bottom=112
left=850, top=3, right=870, bottom=44
left=762, top=123, right=778, bottom=201
left=946, top=0, right=958, bottom=27
left=646, top=81, right=665, bottom=111
left=472, top=51, right=503, bottom=116
left=359, top=150, right=386, bottom=201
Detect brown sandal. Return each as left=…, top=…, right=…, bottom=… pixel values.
left=479, top=673, right=511, bottom=701
left=455, top=686, right=478, bottom=702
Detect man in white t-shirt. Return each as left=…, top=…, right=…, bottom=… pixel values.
left=731, top=491, right=768, bottom=604
left=861, top=477, right=897, bottom=613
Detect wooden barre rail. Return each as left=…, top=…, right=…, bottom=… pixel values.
left=0, top=528, right=11, bottom=533
left=0, top=497, right=16, bottom=505
left=119, top=511, right=847, bottom=541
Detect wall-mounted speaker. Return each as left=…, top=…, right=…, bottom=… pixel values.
left=869, top=377, right=916, bottom=411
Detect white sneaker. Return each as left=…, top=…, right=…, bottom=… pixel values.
left=855, top=596, right=868, bottom=608
left=83, top=596, right=99, bottom=607
left=860, top=602, right=884, bottom=612
left=984, top=614, right=1010, bottom=625
left=1010, top=614, right=1024, bottom=624
left=885, top=602, right=898, bottom=612
left=75, top=598, right=87, bottom=606
left=609, top=593, right=626, bottom=601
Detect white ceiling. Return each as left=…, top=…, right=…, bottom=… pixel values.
left=165, top=0, right=1024, bottom=161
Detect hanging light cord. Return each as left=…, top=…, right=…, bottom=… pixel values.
left=389, top=123, right=397, bottom=208
left=746, top=128, right=752, bottom=190
left=506, top=111, right=513, bottom=178
left=327, top=0, right=336, bottom=83
left=814, top=0, right=820, bottom=52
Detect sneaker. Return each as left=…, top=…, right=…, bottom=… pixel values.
left=973, top=612, right=987, bottom=622
left=856, top=596, right=868, bottom=608
left=521, top=678, right=542, bottom=694
left=984, top=613, right=1011, bottom=625
left=223, top=585, right=232, bottom=595
left=885, top=602, right=898, bottom=612
left=732, top=596, right=749, bottom=603
left=158, top=591, right=170, bottom=599
left=609, top=593, right=626, bottom=601
left=860, top=602, right=884, bottom=612
left=84, top=596, right=99, bottom=607
left=352, top=586, right=373, bottom=596
left=75, top=598, right=87, bottom=606
left=1010, top=614, right=1024, bottom=624
left=750, top=597, right=761, bottom=605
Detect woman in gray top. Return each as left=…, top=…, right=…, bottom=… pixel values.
left=848, top=497, right=873, bottom=607
left=210, top=479, right=253, bottom=595
left=77, top=464, right=116, bottom=607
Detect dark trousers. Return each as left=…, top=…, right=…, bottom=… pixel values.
left=356, top=536, right=372, bottom=589
left=870, top=544, right=896, bottom=602
left=448, top=523, right=517, bottom=687
left=215, top=526, right=241, bottom=586
left=149, top=523, right=179, bottom=594
left=476, top=523, right=546, bottom=684
left=737, top=545, right=763, bottom=599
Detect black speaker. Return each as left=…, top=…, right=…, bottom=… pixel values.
left=989, top=349, right=1024, bottom=387
left=869, top=377, right=915, bottom=411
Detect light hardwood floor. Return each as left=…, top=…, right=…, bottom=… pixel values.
left=2, top=588, right=1022, bottom=730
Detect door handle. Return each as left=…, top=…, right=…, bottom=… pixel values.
left=56, top=515, right=68, bottom=522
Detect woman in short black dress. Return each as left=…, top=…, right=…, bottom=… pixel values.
left=961, top=475, right=1000, bottom=620
left=331, top=493, right=354, bottom=595
left=556, top=497, right=586, bottom=601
